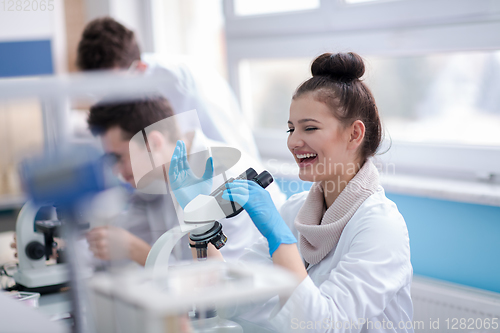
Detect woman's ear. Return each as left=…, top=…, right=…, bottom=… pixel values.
left=347, top=120, right=365, bottom=150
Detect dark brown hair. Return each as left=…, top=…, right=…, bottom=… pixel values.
left=294, top=52, right=382, bottom=162
left=76, top=17, right=141, bottom=70
left=88, top=97, right=179, bottom=143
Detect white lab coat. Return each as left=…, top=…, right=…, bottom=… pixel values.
left=141, top=53, right=260, bottom=159
left=236, top=186, right=413, bottom=333
left=118, top=130, right=286, bottom=263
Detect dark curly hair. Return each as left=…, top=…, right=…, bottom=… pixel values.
left=88, top=97, right=179, bottom=143
left=76, top=17, right=141, bottom=70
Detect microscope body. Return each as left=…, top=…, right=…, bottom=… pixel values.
left=146, top=168, right=274, bottom=273
left=13, top=201, right=69, bottom=293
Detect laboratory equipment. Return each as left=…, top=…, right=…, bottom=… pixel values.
left=142, top=167, right=275, bottom=331
left=12, top=202, right=69, bottom=294
left=187, top=168, right=273, bottom=259
left=89, top=260, right=299, bottom=333
left=145, top=168, right=274, bottom=271
left=0, top=66, right=179, bottom=333
left=19, top=144, right=116, bottom=333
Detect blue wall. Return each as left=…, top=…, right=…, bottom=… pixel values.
left=386, top=193, right=500, bottom=293
left=276, top=177, right=500, bottom=294
left=0, top=40, right=53, bottom=77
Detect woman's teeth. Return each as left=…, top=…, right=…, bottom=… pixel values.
left=296, top=153, right=317, bottom=159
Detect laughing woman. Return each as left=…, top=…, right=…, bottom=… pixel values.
left=220, top=52, right=413, bottom=332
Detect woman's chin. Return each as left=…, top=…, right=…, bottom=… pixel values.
left=298, top=171, right=319, bottom=183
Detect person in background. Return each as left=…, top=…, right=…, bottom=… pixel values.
left=85, top=96, right=285, bottom=266
left=76, top=16, right=259, bottom=159
left=173, top=52, right=413, bottom=332
left=75, top=17, right=285, bottom=266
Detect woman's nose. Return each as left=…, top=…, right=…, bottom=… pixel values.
left=287, top=131, right=304, bottom=150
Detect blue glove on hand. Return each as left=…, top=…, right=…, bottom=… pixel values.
left=222, top=179, right=296, bottom=257
left=168, top=140, right=214, bottom=209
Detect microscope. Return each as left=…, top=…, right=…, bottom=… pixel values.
left=17, top=144, right=116, bottom=333
left=144, top=167, right=273, bottom=332
left=13, top=202, right=69, bottom=294
left=186, top=168, right=273, bottom=259
left=145, top=167, right=274, bottom=271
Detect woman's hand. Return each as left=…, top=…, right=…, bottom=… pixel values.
left=222, top=180, right=297, bottom=257
left=168, top=140, right=213, bottom=209
left=223, top=180, right=307, bottom=282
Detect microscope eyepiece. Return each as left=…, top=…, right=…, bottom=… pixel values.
left=188, top=168, right=274, bottom=261
left=253, top=171, right=273, bottom=188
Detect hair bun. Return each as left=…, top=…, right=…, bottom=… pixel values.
left=311, top=52, right=365, bottom=82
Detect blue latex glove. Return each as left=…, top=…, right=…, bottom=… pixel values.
left=168, top=140, right=214, bottom=209
left=222, top=179, right=296, bottom=257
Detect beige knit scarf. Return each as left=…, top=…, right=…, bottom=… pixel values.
left=294, top=160, right=380, bottom=266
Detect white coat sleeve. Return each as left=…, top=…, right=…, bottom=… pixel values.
left=218, top=192, right=306, bottom=329
left=269, top=204, right=412, bottom=333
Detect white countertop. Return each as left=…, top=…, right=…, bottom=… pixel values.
left=380, top=173, right=500, bottom=207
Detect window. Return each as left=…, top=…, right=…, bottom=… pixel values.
left=239, top=58, right=310, bottom=130
left=238, top=51, right=500, bottom=146
left=344, top=0, right=401, bottom=4
left=365, top=51, right=500, bottom=147
left=234, top=0, right=320, bottom=16
left=224, top=0, right=500, bottom=180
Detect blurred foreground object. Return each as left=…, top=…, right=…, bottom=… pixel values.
left=89, top=261, right=299, bottom=333
left=19, top=145, right=112, bottom=206
left=0, top=70, right=175, bottom=209
left=5, top=290, right=41, bottom=308
left=18, top=144, right=118, bottom=333
left=0, top=291, right=66, bottom=333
